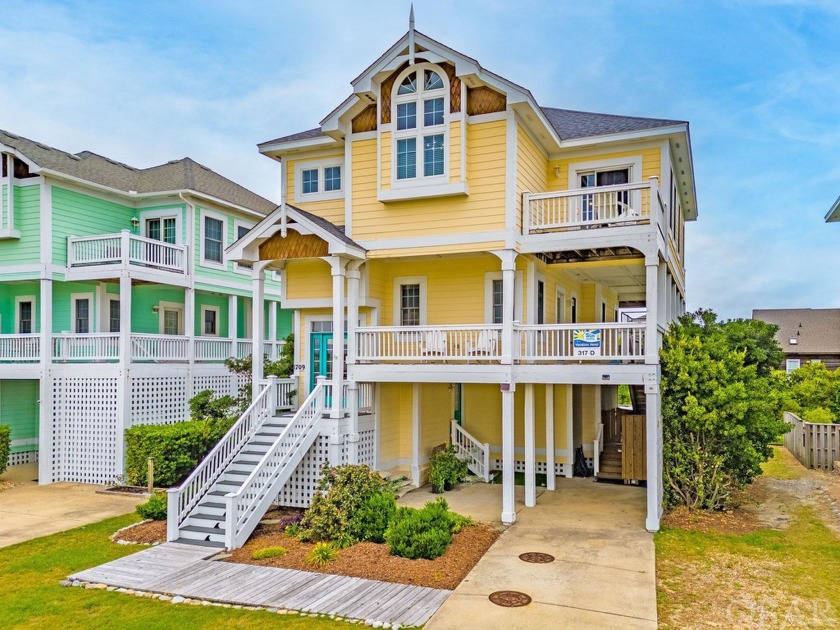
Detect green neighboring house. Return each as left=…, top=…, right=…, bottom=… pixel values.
left=0, top=130, right=292, bottom=483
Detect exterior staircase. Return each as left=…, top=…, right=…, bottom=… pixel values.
left=597, top=443, right=623, bottom=480
left=630, top=384, right=647, bottom=414
left=167, top=377, right=327, bottom=550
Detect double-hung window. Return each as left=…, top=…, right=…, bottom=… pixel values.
left=491, top=279, right=504, bottom=325
left=394, top=65, right=447, bottom=183
left=400, top=284, right=421, bottom=326
left=17, top=299, right=33, bottom=334
left=201, top=212, right=225, bottom=267
left=74, top=298, right=90, bottom=334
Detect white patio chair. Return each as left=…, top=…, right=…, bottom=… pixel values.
left=422, top=330, right=447, bottom=356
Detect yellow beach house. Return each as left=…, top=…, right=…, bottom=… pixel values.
left=168, top=21, right=697, bottom=548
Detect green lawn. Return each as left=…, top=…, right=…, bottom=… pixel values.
left=656, top=448, right=840, bottom=628
left=0, top=513, right=351, bottom=629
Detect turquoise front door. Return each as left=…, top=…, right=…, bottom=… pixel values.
left=309, top=332, right=334, bottom=391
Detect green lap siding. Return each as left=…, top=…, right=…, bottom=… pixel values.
left=0, top=282, right=40, bottom=333
left=0, top=184, right=41, bottom=266
left=195, top=292, right=229, bottom=336
left=276, top=305, right=292, bottom=338
left=131, top=285, right=185, bottom=333
left=51, top=187, right=133, bottom=266
left=0, top=380, right=39, bottom=453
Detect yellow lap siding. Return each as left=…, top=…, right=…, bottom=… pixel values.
left=517, top=124, right=548, bottom=233
left=449, top=120, right=462, bottom=182
left=286, top=155, right=347, bottom=226
left=284, top=259, right=333, bottom=300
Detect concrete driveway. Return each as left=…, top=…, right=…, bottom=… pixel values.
left=0, top=463, right=144, bottom=548
left=418, top=478, right=658, bottom=629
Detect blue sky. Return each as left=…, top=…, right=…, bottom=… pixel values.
left=1, top=0, right=837, bottom=319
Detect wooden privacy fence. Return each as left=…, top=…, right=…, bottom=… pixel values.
left=784, top=411, right=840, bottom=471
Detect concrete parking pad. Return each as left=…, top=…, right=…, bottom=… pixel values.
left=0, top=463, right=143, bottom=548
left=420, top=478, right=657, bottom=629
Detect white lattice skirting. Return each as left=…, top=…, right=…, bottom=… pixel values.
left=7, top=449, right=38, bottom=467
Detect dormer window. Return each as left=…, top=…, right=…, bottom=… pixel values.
left=393, top=65, right=448, bottom=183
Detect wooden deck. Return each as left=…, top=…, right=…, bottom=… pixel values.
left=69, top=542, right=450, bottom=626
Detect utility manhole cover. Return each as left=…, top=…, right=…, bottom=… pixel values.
left=489, top=590, right=532, bottom=607
left=519, top=552, right=555, bottom=563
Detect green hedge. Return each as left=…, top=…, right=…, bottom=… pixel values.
left=0, top=425, right=10, bottom=476
left=125, top=418, right=234, bottom=487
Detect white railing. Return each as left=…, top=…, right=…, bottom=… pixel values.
left=0, top=334, right=41, bottom=362
left=275, top=377, right=298, bottom=411
left=52, top=333, right=120, bottom=362
left=194, top=337, right=235, bottom=362
left=356, top=325, right=503, bottom=362
left=525, top=179, right=658, bottom=234
left=514, top=323, right=645, bottom=362
left=167, top=377, right=281, bottom=542
left=358, top=382, right=374, bottom=413
left=451, top=420, right=491, bottom=482
left=68, top=231, right=187, bottom=274
left=224, top=379, right=326, bottom=549
left=131, top=334, right=189, bottom=362
left=594, top=422, right=604, bottom=477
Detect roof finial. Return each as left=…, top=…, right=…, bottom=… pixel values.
left=408, top=3, right=416, bottom=64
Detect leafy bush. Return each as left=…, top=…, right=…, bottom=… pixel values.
left=278, top=512, right=304, bottom=533
left=0, top=425, right=10, bottom=476
left=307, top=542, right=337, bottom=567
left=225, top=332, right=295, bottom=410
left=124, top=417, right=233, bottom=487
left=252, top=546, right=287, bottom=560
left=298, top=464, right=392, bottom=547
left=355, top=491, right=397, bottom=543
left=788, top=362, right=840, bottom=423
left=188, top=390, right=237, bottom=422
left=384, top=498, right=468, bottom=560
left=428, top=445, right=468, bottom=492
left=802, top=407, right=836, bottom=425
left=661, top=310, right=789, bottom=509
left=136, top=492, right=167, bottom=520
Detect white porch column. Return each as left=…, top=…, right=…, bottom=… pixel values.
left=645, top=259, right=659, bottom=365
left=545, top=385, right=555, bottom=490
left=346, top=262, right=362, bottom=462
left=645, top=372, right=663, bottom=532
left=411, top=383, right=422, bottom=486
left=228, top=294, right=237, bottom=340
left=565, top=384, right=574, bottom=478
left=501, top=384, right=516, bottom=524
left=38, top=277, right=53, bottom=483
left=116, top=270, right=132, bottom=478
left=251, top=262, right=269, bottom=386
left=329, top=256, right=347, bottom=419
left=492, top=250, right=517, bottom=364
left=524, top=383, right=536, bottom=507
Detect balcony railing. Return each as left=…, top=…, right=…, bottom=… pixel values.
left=354, top=323, right=645, bottom=364
left=0, top=334, right=285, bottom=364
left=524, top=179, right=663, bottom=235
left=68, top=231, right=187, bottom=274
left=356, top=325, right=504, bottom=363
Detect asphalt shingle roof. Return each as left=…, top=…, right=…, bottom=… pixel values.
left=752, top=308, right=840, bottom=355
left=0, top=130, right=277, bottom=215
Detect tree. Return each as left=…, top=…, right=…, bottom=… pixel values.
left=788, top=361, right=840, bottom=423
left=224, top=332, right=295, bottom=410
left=661, top=310, right=788, bottom=509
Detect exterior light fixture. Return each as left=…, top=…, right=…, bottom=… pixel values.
left=131, top=217, right=140, bottom=228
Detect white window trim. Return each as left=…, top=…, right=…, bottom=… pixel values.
left=71, top=292, right=94, bottom=334
left=535, top=274, right=546, bottom=325
left=393, top=276, right=427, bottom=326
left=158, top=301, right=185, bottom=335
left=390, top=63, right=450, bottom=190
left=233, top=219, right=255, bottom=275
left=570, top=292, right=579, bottom=324
left=140, top=208, right=182, bottom=244
left=14, top=295, right=35, bottom=334
left=294, top=158, right=344, bottom=203
left=200, top=208, right=227, bottom=270
left=200, top=305, right=220, bottom=337
left=555, top=287, right=566, bottom=324
left=483, top=271, right=523, bottom=324
left=569, top=156, right=643, bottom=189
left=786, top=359, right=801, bottom=374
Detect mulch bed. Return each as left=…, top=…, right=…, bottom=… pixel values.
left=115, top=520, right=167, bottom=544
left=661, top=505, right=762, bottom=535
left=226, top=524, right=499, bottom=591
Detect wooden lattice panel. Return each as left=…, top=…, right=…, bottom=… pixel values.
left=259, top=230, right=329, bottom=261
left=52, top=377, right=120, bottom=484
left=467, top=86, right=507, bottom=115
left=491, top=458, right=566, bottom=477
left=194, top=374, right=239, bottom=399
left=276, top=435, right=330, bottom=507
left=352, top=105, right=378, bottom=133
left=131, top=377, right=188, bottom=425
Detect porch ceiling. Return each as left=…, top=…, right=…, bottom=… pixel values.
left=558, top=259, right=646, bottom=302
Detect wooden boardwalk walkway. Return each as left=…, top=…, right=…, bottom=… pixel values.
left=69, top=542, right=450, bottom=626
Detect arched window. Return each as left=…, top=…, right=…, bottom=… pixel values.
left=392, top=64, right=448, bottom=182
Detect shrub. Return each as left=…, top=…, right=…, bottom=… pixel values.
left=0, top=425, right=10, bottom=476
left=277, top=512, right=304, bottom=533
left=428, top=446, right=467, bottom=492
left=384, top=498, right=468, bottom=560
left=307, top=542, right=337, bottom=567
left=136, top=492, right=167, bottom=520
left=188, top=390, right=237, bottom=422
left=124, top=417, right=234, bottom=487
left=225, top=333, right=295, bottom=410
left=252, top=546, right=287, bottom=560
left=355, top=491, right=397, bottom=543
left=299, top=464, right=391, bottom=546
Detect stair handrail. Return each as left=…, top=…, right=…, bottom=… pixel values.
left=167, top=376, right=278, bottom=541
left=594, top=422, right=604, bottom=477
left=451, top=420, right=491, bottom=482
left=224, top=379, right=327, bottom=549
